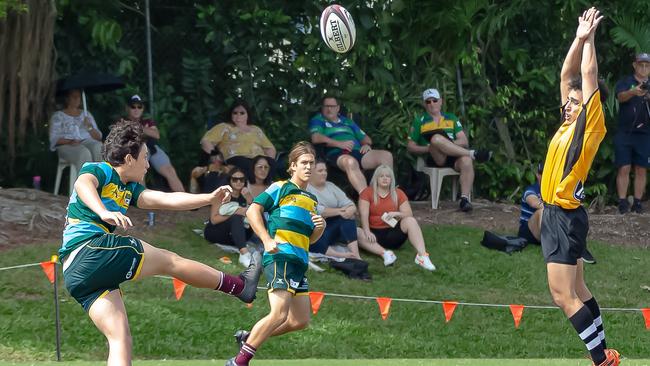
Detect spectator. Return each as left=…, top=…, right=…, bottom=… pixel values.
left=200, top=99, right=276, bottom=181
left=309, top=96, right=393, bottom=193
left=248, top=155, right=273, bottom=198
left=125, top=95, right=185, bottom=192
left=204, top=168, right=255, bottom=267
left=518, top=163, right=544, bottom=244
left=614, top=53, right=650, bottom=214
left=357, top=165, right=435, bottom=271
left=307, top=160, right=361, bottom=260
left=49, top=89, right=103, bottom=174
left=406, top=88, right=491, bottom=212
left=190, top=148, right=230, bottom=194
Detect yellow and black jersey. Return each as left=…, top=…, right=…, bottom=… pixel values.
left=541, top=90, right=606, bottom=209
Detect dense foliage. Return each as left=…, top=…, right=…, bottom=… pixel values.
left=4, top=0, right=650, bottom=204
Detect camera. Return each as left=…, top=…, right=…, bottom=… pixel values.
left=640, top=80, right=650, bottom=91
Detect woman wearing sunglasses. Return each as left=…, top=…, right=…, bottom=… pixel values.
left=125, top=95, right=185, bottom=192
left=200, top=99, right=277, bottom=181
left=204, top=167, right=256, bottom=267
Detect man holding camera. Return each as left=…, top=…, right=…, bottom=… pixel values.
left=614, top=52, right=650, bottom=214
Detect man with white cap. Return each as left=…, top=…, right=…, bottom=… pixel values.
left=407, top=88, right=491, bottom=212
left=614, top=52, right=650, bottom=214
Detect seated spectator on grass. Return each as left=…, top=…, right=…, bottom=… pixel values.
left=307, top=160, right=361, bottom=260
left=190, top=148, right=230, bottom=194
left=357, top=165, right=435, bottom=271
left=200, top=99, right=276, bottom=181
left=309, top=95, right=393, bottom=193
left=204, top=168, right=255, bottom=267
left=125, top=95, right=184, bottom=191
left=518, top=163, right=544, bottom=245
left=406, top=88, right=492, bottom=212
left=49, top=89, right=103, bottom=174
left=248, top=155, right=273, bottom=198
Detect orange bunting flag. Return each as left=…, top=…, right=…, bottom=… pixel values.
left=40, top=261, right=55, bottom=284
left=376, top=297, right=392, bottom=320
left=172, top=278, right=187, bottom=300
left=442, top=301, right=458, bottom=323
left=309, top=292, right=325, bottom=315
left=510, top=304, right=525, bottom=328
left=642, top=308, right=650, bottom=329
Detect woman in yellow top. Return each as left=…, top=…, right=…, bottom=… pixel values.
left=201, top=100, right=276, bottom=181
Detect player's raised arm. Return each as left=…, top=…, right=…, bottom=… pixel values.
left=580, top=8, right=604, bottom=100
left=560, top=9, right=595, bottom=103
left=137, top=185, right=232, bottom=211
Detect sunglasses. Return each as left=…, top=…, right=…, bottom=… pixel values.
left=323, top=104, right=339, bottom=108
left=230, top=176, right=246, bottom=183
left=130, top=104, right=143, bottom=110
left=425, top=99, right=440, bottom=104
left=232, top=111, right=246, bottom=115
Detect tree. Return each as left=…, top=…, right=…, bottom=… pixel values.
left=0, top=0, right=57, bottom=181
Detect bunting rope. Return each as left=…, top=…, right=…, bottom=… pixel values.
left=0, top=262, right=41, bottom=271
left=0, top=261, right=647, bottom=313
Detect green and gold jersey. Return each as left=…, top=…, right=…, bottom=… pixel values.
left=253, top=180, right=318, bottom=266
left=409, top=112, right=463, bottom=145
left=59, top=162, right=145, bottom=259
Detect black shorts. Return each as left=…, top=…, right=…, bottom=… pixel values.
left=540, top=204, right=589, bottom=265
left=614, top=132, right=650, bottom=168
left=371, top=227, right=408, bottom=250
left=518, top=221, right=540, bottom=245
left=327, top=149, right=363, bottom=167
left=426, top=155, right=458, bottom=168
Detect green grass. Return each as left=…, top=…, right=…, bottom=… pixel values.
left=1, top=223, right=649, bottom=363
left=2, top=361, right=650, bottom=366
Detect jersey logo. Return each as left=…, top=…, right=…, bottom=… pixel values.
left=125, top=257, right=137, bottom=279
left=275, top=278, right=285, bottom=285
left=289, top=279, right=300, bottom=288
left=573, top=180, right=585, bottom=201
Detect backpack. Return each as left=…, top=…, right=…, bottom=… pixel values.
left=480, top=231, right=528, bottom=254
left=330, top=258, right=372, bottom=281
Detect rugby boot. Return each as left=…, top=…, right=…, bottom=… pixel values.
left=234, top=329, right=250, bottom=349
left=236, top=250, right=262, bottom=303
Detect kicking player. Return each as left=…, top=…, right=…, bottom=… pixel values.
left=227, top=141, right=326, bottom=366
left=540, top=8, right=619, bottom=366
left=59, top=120, right=263, bottom=366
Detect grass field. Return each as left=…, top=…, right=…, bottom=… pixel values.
left=1, top=221, right=649, bottom=364
left=2, top=360, right=650, bottom=366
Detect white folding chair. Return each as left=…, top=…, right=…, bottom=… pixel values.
left=415, top=157, right=469, bottom=209
left=53, top=157, right=77, bottom=196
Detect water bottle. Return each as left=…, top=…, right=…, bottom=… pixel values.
left=147, top=212, right=155, bottom=226
left=32, top=176, right=41, bottom=190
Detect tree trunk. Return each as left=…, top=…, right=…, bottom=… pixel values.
left=0, top=0, right=57, bottom=179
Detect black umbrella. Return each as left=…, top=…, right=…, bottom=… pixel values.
left=56, top=71, right=125, bottom=115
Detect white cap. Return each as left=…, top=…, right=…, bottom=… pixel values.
left=422, top=88, right=441, bottom=101
left=635, top=53, right=650, bottom=63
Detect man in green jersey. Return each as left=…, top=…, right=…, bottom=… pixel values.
left=407, top=88, right=491, bottom=211
left=227, top=141, right=326, bottom=366
left=60, top=120, right=262, bottom=366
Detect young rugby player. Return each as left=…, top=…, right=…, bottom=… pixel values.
left=540, top=8, right=619, bottom=366
left=59, top=120, right=262, bottom=366
left=227, top=141, right=325, bottom=366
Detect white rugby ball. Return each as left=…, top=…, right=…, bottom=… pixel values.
left=320, top=5, right=356, bottom=53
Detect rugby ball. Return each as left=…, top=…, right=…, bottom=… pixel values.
left=320, top=5, right=356, bottom=53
